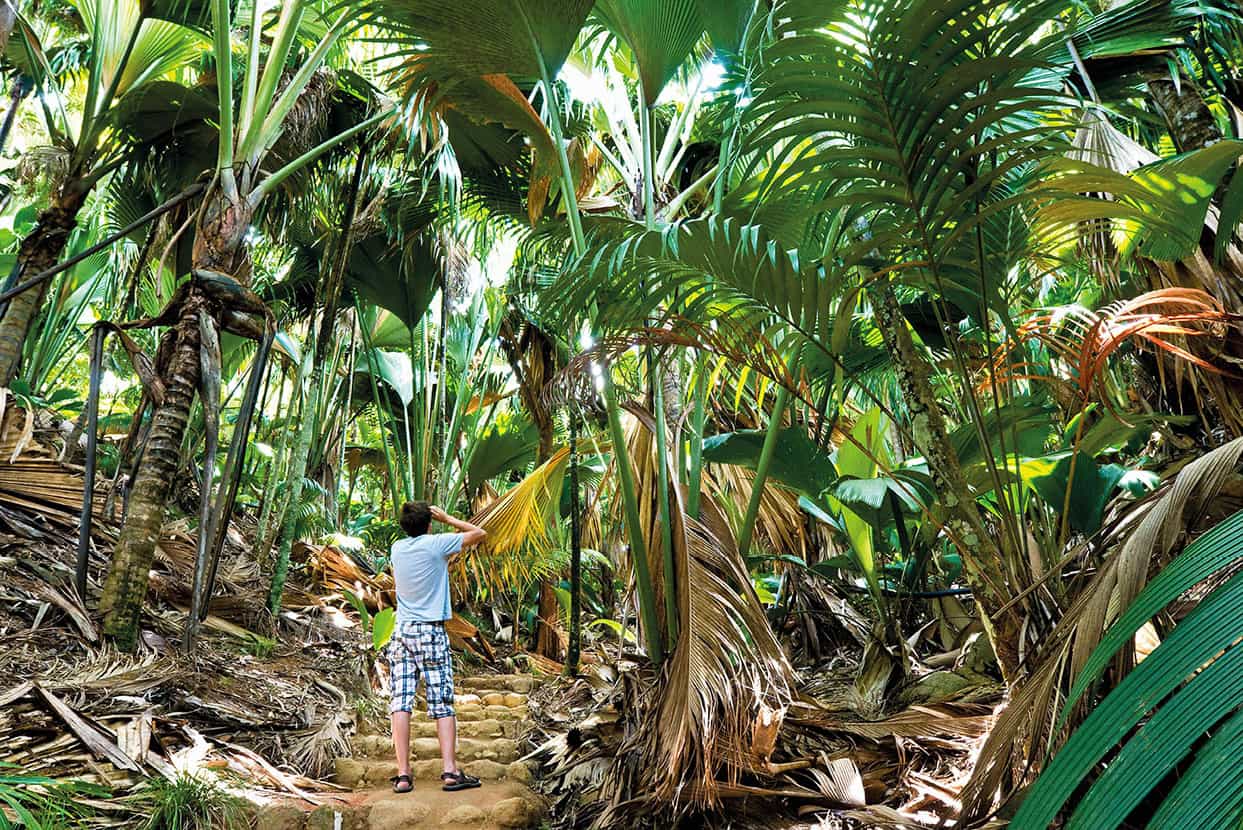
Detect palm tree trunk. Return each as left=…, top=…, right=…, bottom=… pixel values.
left=1146, top=74, right=1222, bottom=153
left=0, top=77, right=31, bottom=157
left=99, top=299, right=204, bottom=649
left=870, top=281, right=1023, bottom=681
left=267, top=375, right=317, bottom=613
left=100, top=190, right=252, bottom=650
left=566, top=408, right=582, bottom=673
left=498, top=313, right=565, bottom=657
left=0, top=190, right=87, bottom=385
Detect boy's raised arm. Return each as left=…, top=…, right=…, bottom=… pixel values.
left=430, top=505, right=487, bottom=549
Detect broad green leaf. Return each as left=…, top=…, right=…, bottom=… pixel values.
left=702, top=427, right=836, bottom=497
left=348, top=236, right=440, bottom=330
left=1023, top=452, right=1125, bottom=534
left=695, top=0, right=753, bottom=53
left=367, top=0, right=594, bottom=81
left=341, top=588, right=371, bottom=630
left=950, top=397, right=1057, bottom=468
left=594, top=0, right=704, bottom=104
left=834, top=406, right=888, bottom=480
left=826, top=407, right=890, bottom=606
left=356, top=350, right=414, bottom=408
left=587, top=617, right=638, bottom=644
left=372, top=608, right=396, bottom=651
left=466, top=418, right=540, bottom=494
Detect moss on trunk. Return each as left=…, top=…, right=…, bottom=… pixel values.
left=870, top=281, right=1023, bottom=680
left=100, top=298, right=204, bottom=649
left=100, top=190, right=252, bottom=650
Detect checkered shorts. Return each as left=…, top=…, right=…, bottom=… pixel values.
left=387, top=620, right=455, bottom=718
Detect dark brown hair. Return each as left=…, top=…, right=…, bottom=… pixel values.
left=399, top=501, right=432, bottom=537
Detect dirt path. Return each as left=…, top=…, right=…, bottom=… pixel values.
left=257, top=675, right=545, bottom=830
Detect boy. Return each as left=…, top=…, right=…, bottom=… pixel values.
left=387, top=501, right=487, bottom=793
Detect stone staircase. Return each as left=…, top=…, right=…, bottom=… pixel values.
left=255, top=675, right=545, bottom=830
left=335, top=675, right=538, bottom=792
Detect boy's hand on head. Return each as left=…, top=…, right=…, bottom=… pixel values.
left=429, top=505, right=450, bottom=524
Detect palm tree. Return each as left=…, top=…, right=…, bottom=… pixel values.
left=98, top=0, right=388, bottom=649
left=0, top=0, right=204, bottom=384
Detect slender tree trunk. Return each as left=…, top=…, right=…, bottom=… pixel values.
left=0, top=77, right=30, bottom=157
left=99, top=298, right=204, bottom=648
left=870, top=281, right=1022, bottom=681
left=100, top=190, right=252, bottom=650
left=499, top=313, right=565, bottom=657
left=0, top=2, right=15, bottom=57
left=268, top=141, right=366, bottom=611
left=268, top=373, right=317, bottom=613
left=255, top=370, right=292, bottom=564
left=498, top=314, right=555, bottom=458
left=566, top=408, right=582, bottom=673
left=0, top=189, right=87, bottom=385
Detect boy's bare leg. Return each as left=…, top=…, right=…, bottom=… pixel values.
left=437, top=714, right=458, bottom=774
left=392, top=711, right=411, bottom=776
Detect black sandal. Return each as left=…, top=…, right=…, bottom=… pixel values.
left=391, top=774, right=413, bottom=793
left=441, top=770, right=481, bottom=791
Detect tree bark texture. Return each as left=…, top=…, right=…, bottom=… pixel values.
left=101, top=189, right=252, bottom=650
left=0, top=191, right=86, bottom=385
left=1145, top=75, right=1223, bottom=153
left=100, top=298, right=203, bottom=648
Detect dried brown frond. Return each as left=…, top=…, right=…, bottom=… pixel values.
left=988, top=287, right=1240, bottom=415
left=274, top=67, right=336, bottom=161
left=15, top=145, right=70, bottom=193
left=959, top=436, right=1243, bottom=822
left=617, top=406, right=797, bottom=811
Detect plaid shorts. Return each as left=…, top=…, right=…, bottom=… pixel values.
left=387, top=620, right=455, bottom=719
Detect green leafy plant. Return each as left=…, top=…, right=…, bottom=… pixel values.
left=1014, top=508, right=1243, bottom=829
left=128, top=774, right=246, bottom=830
left=0, top=763, right=103, bottom=830
left=341, top=589, right=396, bottom=651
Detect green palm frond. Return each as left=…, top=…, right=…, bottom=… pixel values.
left=546, top=215, right=824, bottom=344
left=1014, top=506, right=1243, bottom=829
left=592, top=0, right=705, bottom=105
left=740, top=0, right=1072, bottom=303
left=694, top=0, right=756, bottom=54
left=366, top=0, right=593, bottom=83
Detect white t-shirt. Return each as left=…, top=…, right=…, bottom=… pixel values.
left=391, top=532, right=464, bottom=624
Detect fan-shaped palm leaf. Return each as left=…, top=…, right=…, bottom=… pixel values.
left=454, top=446, right=572, bottom=595
left=593, top=0, right=704, bottom=105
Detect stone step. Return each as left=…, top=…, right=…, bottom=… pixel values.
left=449, top=691, right=528, bottom=706
left=353, top=736, right=520, bottom=764
left=403, top=704, right=527, bottom=724
left=456, top=675, right=536, bottom=694
left=394, top=693, right=526, bottom=708
left=334, top=756, right=536, bottom=790
left=257, top=785, right=544, bottom=829
left=353, top=720, right=518, bottom=753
